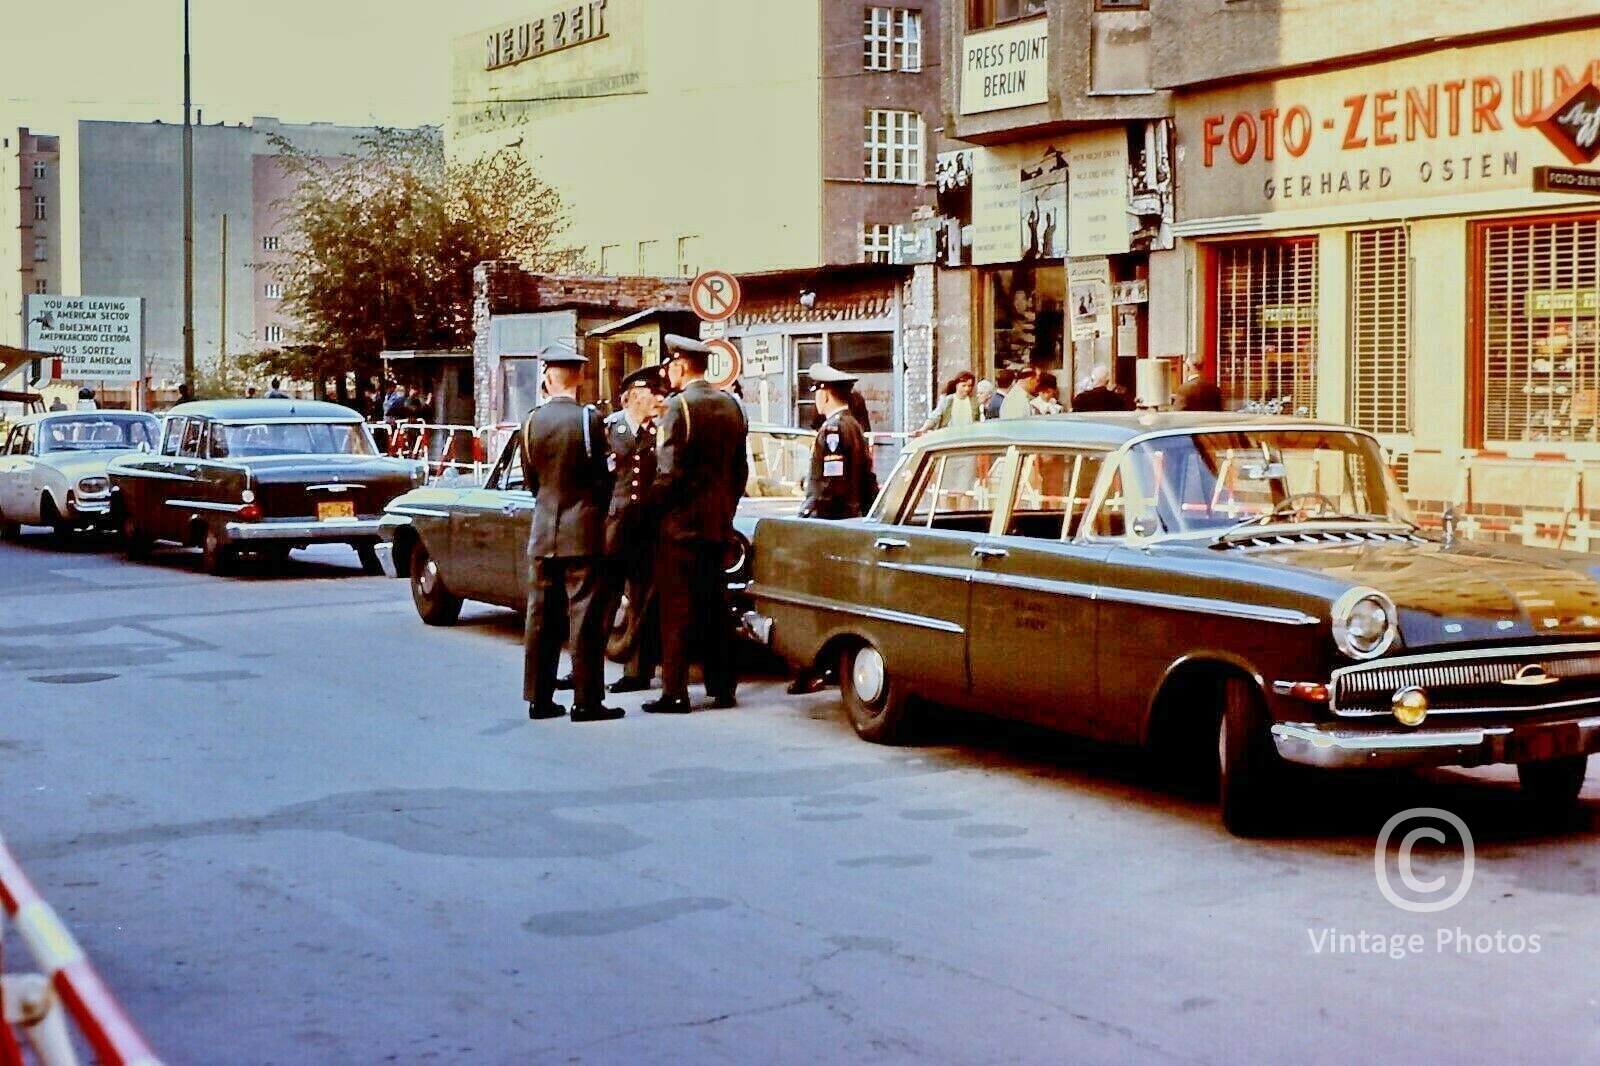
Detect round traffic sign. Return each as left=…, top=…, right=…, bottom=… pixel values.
left=704, top=339, right=742, bottom=389
left=690, top=270, right=742, bottom=322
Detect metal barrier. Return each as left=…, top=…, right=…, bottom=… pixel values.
left=367, top=422, right=506, bottom=484
left=1450, top=449, right=1590, bottom=550
left=0, top=834, right=162, bottom=1066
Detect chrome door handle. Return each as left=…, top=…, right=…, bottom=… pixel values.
left=501, top=501, right=518, bottom=515
left=873, top=536, right=909, bottom=551
left=971, top=545, right=1008, bottom=559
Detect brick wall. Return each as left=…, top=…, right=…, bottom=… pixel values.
left=901, top=264, right=936, bottom=430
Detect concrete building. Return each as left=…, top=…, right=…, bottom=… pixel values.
left=449, top=0, right=944, bottom=431
left=929, top=0, right=1600, bottom=539
left=0, top=128, right=62, bottom=356
left=72, top=117, right=411, bottom=392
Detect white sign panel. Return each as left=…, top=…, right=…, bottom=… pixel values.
left=960, top=19, right=1049, bottom=116
left=1068, top=128, right=1131, bottom=257
left=743, top=334, right=784, bottom=377
left=25, top=295, right=142, bottom=381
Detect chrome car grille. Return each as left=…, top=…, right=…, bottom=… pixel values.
left=1331, top=643, right=1600, bottom=717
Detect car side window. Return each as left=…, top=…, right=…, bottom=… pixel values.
left=1091, top=469, right=1127, bottom=538
left=892, top=448, right=1010, bottom=533
left=207, top=423, right=230, bottom=459
left=19, top=425, right=35, bottom=456
left=161, top=418, right=186, bottom=456
left=488, top=436, right=524, bottom=491
left=179, top=419, right=204, bottom=458
left=1005, top=450, right=1106, bottom=541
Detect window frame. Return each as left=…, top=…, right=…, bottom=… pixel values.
left=890, top=444, right=1016, bottom=535
left=862, top=223, right=895, bottom=264
left=161, top=417, right=188, bottom=456
left=261, top=235, right=281, bottom=252
left=32, top=195, right=46, bottom=221
left=32, top=236, right=47, bottom=262
left=1000, top=447, right=1111, bottom=543
left=31, top=161, right=46, bottom=180
left=263, top=324, right=284, bottom=344
left=863, top=108, right=923, bottom=184
left=179, top=419, right=205, bottom=458
left=968, top=0, right=1047, bottom=32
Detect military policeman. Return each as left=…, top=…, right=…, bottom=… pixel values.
left=642, top=335, right=749, bottom=715
left=520, top=345, right=623, bottom=723
left=801, top=363, right=877, bottom=520
left=602, top=365, right=667, bottom=693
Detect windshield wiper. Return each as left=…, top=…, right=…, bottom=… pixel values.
left=1210, top=511, right=1414, bottom=547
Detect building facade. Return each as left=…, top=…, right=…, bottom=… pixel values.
left=449, top=0, right=943, bottom=431
left=0, top=128, right=62, bottom=357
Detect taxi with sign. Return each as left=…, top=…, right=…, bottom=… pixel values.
left=744, top=412, right=1600, bottom=836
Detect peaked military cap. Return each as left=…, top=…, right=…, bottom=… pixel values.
left=621, top=365, right=667, bottom=393
left=663, top=334, right=713, bottom=356
left=539, top=342, right=588, bottom=365
left=807, top=363, right=858, bottom=386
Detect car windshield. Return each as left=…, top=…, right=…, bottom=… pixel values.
left=39, top=416, right=159, bottom=452
left=211, top=421, right=376, bottom=458
left=746, top=428, right=813, bottom=499
left=1111, top=429, right=1412, bottom=538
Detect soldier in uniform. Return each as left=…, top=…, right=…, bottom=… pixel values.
left=801, top=364, right=877, bottom=520
left=602, top=365, right=667, bottom=693
left=520, top=346, right=623, bottom=723
left=642, top=335, right=749, bottom=715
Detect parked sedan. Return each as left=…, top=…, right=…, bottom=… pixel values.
left=745, top=412, right=1600, bottom=836
left=377, top=427, right=812, bottom=633
left=108, top=399, right=424, bottom=575
left=0, top=410, right=160, bottom=540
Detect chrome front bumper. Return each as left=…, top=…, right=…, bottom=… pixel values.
left=373, top=541, right=397, bottom=578
left=1272, top=716, right=1600, bottom=770
left=222, top=517, right=383, bottom=543
left=68, top=498, right=113, bottom=519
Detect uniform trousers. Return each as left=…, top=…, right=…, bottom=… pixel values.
left=656, top=538, right=737, bottom=701
left=607, top=546, right=661, bottom=680
left=524, top=555, right=608, bottom=710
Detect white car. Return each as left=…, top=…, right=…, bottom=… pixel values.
left=0, top=410, right=161, bottom=540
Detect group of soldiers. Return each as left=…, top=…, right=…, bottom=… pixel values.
left=519, top=335, right=749, bottom=721
left=519, top=335, right=881, bottom=721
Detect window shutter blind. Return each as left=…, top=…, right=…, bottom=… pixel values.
left=1213, top=239, right=1319, bottom=416
left=1349, top=227, right=1411, bottom=435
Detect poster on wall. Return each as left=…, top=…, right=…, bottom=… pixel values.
left=971, top=146, right=1023, bottom=266
left=989, top=266, right=1066, bottom=371
left=1068, top=259, right=1113, bottom=342
left=935, top=149, right=975, bottom=267
left=1018, top=145, right=1068, bottom=260
left=1067, top=128, right=1129, bottom=258
left=1128, top=119, right=1175, bottom=252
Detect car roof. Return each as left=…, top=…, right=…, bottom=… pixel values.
left=14, top=409, right=158, bottom=425
left=911, top=411, right=1360, bottom=452
left=163, top=399, right=363, bottom=421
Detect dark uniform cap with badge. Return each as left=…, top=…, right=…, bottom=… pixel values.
left=663, top=334, right=713, bottom=370
left=807, top=363, right=858, bottom=395
left=539, top=342, right=589, bottom=366
left=620, top=366, right=668, bottom=393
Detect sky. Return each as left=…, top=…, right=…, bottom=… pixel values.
left=0, top=0, right=529, bottom=133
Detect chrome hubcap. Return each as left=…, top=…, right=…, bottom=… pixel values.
left=1218, top=717, right=1227, bottom=772
left=420, top=558, right=438, bottom=594
left=853, top=647, right=886, bottom=705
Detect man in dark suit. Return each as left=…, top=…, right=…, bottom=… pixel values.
left=801, top=364, right=876, bottom=520
left=643, top=335, right=749, bottom=715
left=520, top=346, right=623, bottom=723
left=1071, top=364, right=1133, bottom=412
left=602, top=366, right=667, bottom=694
left=1175, top=356, right=1225, bottom=411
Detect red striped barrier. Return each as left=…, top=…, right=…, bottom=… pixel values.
left=0, top=835, right=162, bottom=1065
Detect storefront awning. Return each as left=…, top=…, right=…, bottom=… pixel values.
left=586, top=308, right=664, bottom=337
left=0, top=345, right=54, bottom=389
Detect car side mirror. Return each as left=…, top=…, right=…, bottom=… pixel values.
left=1131, top=511, right=1162, bottom=539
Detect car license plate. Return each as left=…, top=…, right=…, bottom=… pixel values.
left=317, top=500, right=356, bottom=522
left=1509, top=722, right=1583, bottom=763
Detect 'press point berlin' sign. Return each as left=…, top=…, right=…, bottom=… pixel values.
left=25, top=295, right=143, bottom=381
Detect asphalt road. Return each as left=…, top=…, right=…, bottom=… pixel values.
left=3, top=532, right=1600, bottom=1064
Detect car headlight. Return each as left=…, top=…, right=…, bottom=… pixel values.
left=77, top=476, right=109, bottom=495
left=1331, top=587, right=1398, bottom=660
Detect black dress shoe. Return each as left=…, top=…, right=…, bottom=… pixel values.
left=641, top=695, right=692, bottom=714
left=527, top=702, right=566, bottom=720
left=785, top=674, right=826, bottom=695
left=553, top=674, right=575, bottom=690
left=707, top=692, right=738, bottom=709
left=609, top=676, right=652, bottom=694
left=570, top=705, right=625, bottom=722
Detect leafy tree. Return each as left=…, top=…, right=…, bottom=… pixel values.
left=264, top=128, right=582, bottom=397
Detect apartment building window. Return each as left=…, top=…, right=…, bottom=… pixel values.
left=862, top=224, right=894, bottom=264
left=864, top=109, right=922, bottom=183
left=865, top=8, right=922, bottom=72
left=599, top=244, right=621, bottom=274
left=263, top=324, right=284, bottom=344
left=32, top=196, right=46, bottom=221
left=637, top=240, right=661, bottom=275
left=31, top=161, right=45, bottom=180
left=676, top=236, right=701, bottom=277
left=968, top=0, right=1046, bottom=30
left=34, top=279, right=49, bottom=295
left=264, top=283, right=284, bottom=299
left=261, top=235, right=281, bottom=251
left=32, top=237, right=47, bottom=262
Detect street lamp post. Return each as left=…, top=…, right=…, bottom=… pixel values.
left=182, top=0, right=195, bottom=398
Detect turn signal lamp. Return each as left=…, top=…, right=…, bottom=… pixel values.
left=1392, top=687, right=1429, bottom=727
left=239, top=502, right=262, bottom=521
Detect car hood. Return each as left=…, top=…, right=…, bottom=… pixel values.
left=37, top=450, right=133, bottom=479
left=239, top=454, right=419, bottom=484
left=1243, top=537, right=1600, bottom=647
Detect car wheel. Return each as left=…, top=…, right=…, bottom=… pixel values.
left=410, top=541, right=462, bottom=625
left=840, top=641, right=913, bottom=744
left=40, top=496, right=71, bottom=545
left=0, top=512, right=19, bottom=541
left=200, top=524, right=234, bottom=576
left=1518, top=755, right=1588, bottom=815
left=356, top=542, right=384, bottom=576
left=122, top=512, right=153, bottom=561
left=1218, top=674, right=1285, bottom=837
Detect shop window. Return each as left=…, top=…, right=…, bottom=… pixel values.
left=1349, top=227, right=1411, bottom=435
left=968, top=0, right=1046, bottom=31
left=989, top=266, right=1066, bottom=372
left=1476, top=214, right=1600, bottom=446
left=1211, top=239, right=1319, bottom=416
